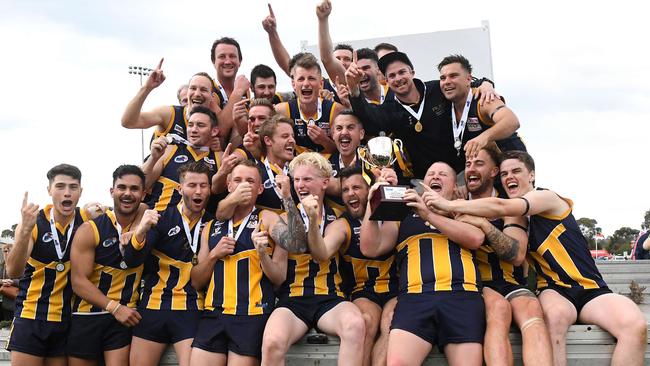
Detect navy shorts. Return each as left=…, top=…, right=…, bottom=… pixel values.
left=276, top=295, right=345, bottom=330
left=133, top=309, right=201, bottom=344
left=351, top=290, right=396, bottom=308
left=66, top=313, right=132, bottom=359
left=192, top=310, right=269, bottom=358
left=482, top=280, right=533, bottom=300
left=391, top=292, right=486, bottom=350
left=7, top=317, right=68, bottom=357
left=538, top=284, right=612, bottom=314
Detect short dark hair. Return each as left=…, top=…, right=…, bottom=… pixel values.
left=338, top=166, right=363, bottom=181
left=189, top=105, right=218, bottom=127
left=334, top=44, right=354, bottom=53
left=249, top=98, right=276, bottom=116
left=482, top=144, right=502, bottom=167
left=210, top=37, right=242, bottom=63
left=47, top=164, right=82, bottom=184
left=437, top=54, right=473, bottom=74
left=178, top=161, right=211, bottom=183
left=112, top=165, right=145, bottom=187
left=332, top=110, right=363, bottom=128
left=258, top=115, right=294, bottom=155
left=190, top=72, right=215, bottom=86
left=251, top=64, right=277, bottom=86
left=500, top=150, right=535, bottom=173
left=231, top=159, right=264, bottom=181
left=373, top=42, right=398, bottom=53
left=355, top=48, right=378, bottom=63
left=291, top=53, right=321, bottom=76
left=288, top=52, right=306, bottom=76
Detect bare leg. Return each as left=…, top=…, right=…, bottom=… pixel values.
left=10, top=352, right=46, bottom=366
left=372, top=297, right=397, bottom=366
left=172, top=339, right=194, bottom=366
left=353, top=297, right=382, bottom=366
left=579, top=293, right=647, bottom=366
left=68, top=357, right=98, bottom=366
left=538, top=290, right=576, bottom=366
left=103, top=345, right=130, bottom=366
left=386, top=329, right=432, bottom=366
left=509, top=292, right=553, bottom=366
left=444, top=342, right=483, bottom=366
left=261, top=308, right=308, bottom=366
left=128, top=336, right=167, bottom=366
left=482, top=287, right=513, bottom=366
left=44, top=357, right=67, bottom=366
left=188, top=347, right=227, bottom=366
left=317, top=301, right=365, bottom=366
left=226, top=350, right=260, bottom=366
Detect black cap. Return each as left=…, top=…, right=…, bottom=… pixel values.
left=377, top=51, right=413, bottom=75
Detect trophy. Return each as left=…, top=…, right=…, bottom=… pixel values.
left=358, top=136, right=411, bottom=221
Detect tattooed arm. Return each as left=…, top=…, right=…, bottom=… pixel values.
left=269, top=197, right=308, bottom=253
left=456, top=213, right=527, bottom=265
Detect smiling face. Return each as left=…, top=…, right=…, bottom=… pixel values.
left=248, top=105, right=273, bottom=132
left=187, top=112, right=216, bottom=147
left=332, top=114, right=364, bottom=157
left=465, top=149, right=498, bottom=196
left=439, top=62, right=472, bottom=103
left=292, top=165, right=329, bottom=200
left=500, top=159, right=535, bottom=198
left=357, top=58, right=380, bottom=93
left=213, top=43, right=241, bottom=80
left=384, top=61, right=415, bottom=98
left=292, top=66, right=322, bottom=105
left=253, top=76, right=277, bottom=101
left=423, top=162, right=456, bottom=200
left=48, top=175, right=82, bottom=218
left=179, top=172, right=210, bottom=215
left=265, top=122, right=295, bottom=163
left=341, top=174, right=368, bottom=219
left=187, top=75, right=214, bottom=110
left=110, top=175, right=144, bottom=216
left=333, top=48, right=353, bottom=70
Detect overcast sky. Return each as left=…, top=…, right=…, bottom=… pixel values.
left=1, top=0, right=648, bottom=236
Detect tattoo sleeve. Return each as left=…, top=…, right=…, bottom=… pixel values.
left=485, top=224, right=520, bottom=263
left=270, top=198, right=308, bottom=253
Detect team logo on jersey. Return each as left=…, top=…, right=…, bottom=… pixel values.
left=102, top=237, right=118, bottom=247
left=42, top=232, right=53, bottom=243
left=247, top=216, right=259, bottom=229
left=203, top=157, right=215, bottom=166
left=353, top=227, right=361, bottom=235
left=174, top=125, right=185, bottom=134
left=168, top=225, right=181, bottom=237
left=174, top=155, right=189, bottom=163
left=327, top=214, right=337, bottom=221
left=263, top=179, right=274, bottom=189
left=330, top=165, right=338, bottom=177
left=211, top=222, right=224, bottom=236
left=467, top=117, right=482, bottom=132
left=432, top=103, right=445, bottom=116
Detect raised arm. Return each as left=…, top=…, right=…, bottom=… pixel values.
left=121, top=58, right=173, bottom=131
left=142, top=138, right=170, bottom=191
left=316, top=0, right=347, bottom=86
left=122, top=209, right=160, bottom=267
left=190, top=221, right=235, bottom=290
left=456, top=213, right=528, bottom=265
left=464, top=98, right=520, bottom=159
left=360, top=183, right=400, bottom=257
left=262, top=4, right=292, bottom=76
left=6, top=192, right=38, bottom=278
left=269, top=171, right=308, bottom=253
left=345, top=57, right=391, bottom=136
left=253, top=211, right=288, bottom=285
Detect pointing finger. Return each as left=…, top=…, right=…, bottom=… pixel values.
left=353, top=49, right=358, bottom=64
left=268, top=3, right=275, bottom=17
left=223, top=143, right=233, bottom=157
left=22, top=191, right=28, bottom=208
left=419, top=181, right=433, bottom=192
left=156, top=58, right=164, bottom=70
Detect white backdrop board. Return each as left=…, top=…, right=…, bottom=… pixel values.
left=304, top=21, right=494, bottom=82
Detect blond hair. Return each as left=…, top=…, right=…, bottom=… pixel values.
left=289, top=152, right=332, bottom=178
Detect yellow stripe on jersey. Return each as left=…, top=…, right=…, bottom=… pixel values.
left=460, top=245, right=478, bottom=291
left=289, top=255, right=311, bottom=297
left=349, top=257, right=394, bottom=293
left=154, top=176, right=179, bottom=212
left=405, top=240, right=423, bottom=294
left=530, top=223, right=600, bottom=289
left=75, top=264, right=142, bottom=313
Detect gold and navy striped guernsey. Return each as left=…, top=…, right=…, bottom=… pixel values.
left=152, top=105, right=188, bottom=142
left=123, top=204, right=212, bottom=311
left=395, top=213, right=479, bottom=294
left=338, top=212, right=398, bottom=296
left=204, top=208, right=276, bottom=315
left=15, top=205, right=88, bottom=322
left=527, top=189, right=607, bottom=290
left=475, top=217, right=526, bottom=286
left=255, top=157, right=299, bottom=214
left=279, top=204, right=344, bottom=298
left=72, top=211, right=143, bottom=313
left=146, top=144, right=221, bottom=212
left=286, top=98, right=338, bottom=153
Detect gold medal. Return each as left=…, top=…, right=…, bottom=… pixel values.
left=414, top=121, right=423, bottom=133
left=192, top=254, right=198, bottom=266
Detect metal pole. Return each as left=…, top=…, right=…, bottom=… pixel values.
left=128, top=66, right=153, bottom=162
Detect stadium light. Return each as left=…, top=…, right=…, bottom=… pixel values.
left=127, top=66, right=153, bottom=161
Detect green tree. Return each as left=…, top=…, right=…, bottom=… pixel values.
left=642, top=209, right=650, bottom=230
left=608, top=227, right=640, bottom=254
left=1, top=224, right=17, bottom=239
left=577, top=217, right=601, bottom=248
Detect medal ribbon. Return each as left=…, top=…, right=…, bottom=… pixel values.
left=227, top=208, right=255, bottom=241
left=451, top=89, right=473, bottom=153
left=216, top=81, right=229, bottom=104
left=48, top=207, right=75, bottom=263
left=366, top=83, right=387, bottom=105
left=297, top=97, right=323, bottom=123
left=395, top=83, right=427, bottom=124
left=178, top=203, right=202, bottom=255
left=263, top=157, right=289, bottom=200
left=111, top=211, right=134, bottom=257
left=166, top=133, right=210, bottom=152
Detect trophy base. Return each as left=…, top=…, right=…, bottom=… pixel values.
left=369, top=185, right=411, bottom=221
